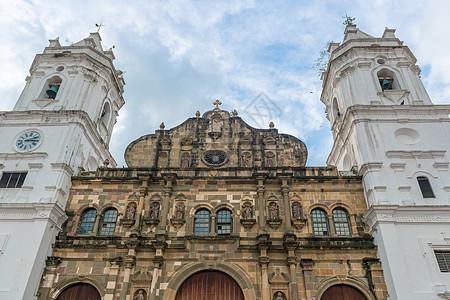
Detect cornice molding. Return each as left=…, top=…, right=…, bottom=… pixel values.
left=0, top=203, right=67, bottom=229
left=364, top=205, right=450, bottom=228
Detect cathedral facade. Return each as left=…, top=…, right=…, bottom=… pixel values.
left=37, top=105, right=387, bottom=300
left=3, top=22, right=450, bottom=300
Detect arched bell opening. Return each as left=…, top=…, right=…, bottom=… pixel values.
left=175, top=270, right=244, bottom=300
left=40, top=76, right=63, bottom=100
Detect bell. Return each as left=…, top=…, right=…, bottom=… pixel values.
left=46, top=85, right=59, bottom=99
left=381, top=79, right=392, bottom=91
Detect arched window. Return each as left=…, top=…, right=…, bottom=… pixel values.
left=311, top=209, right=329, bottom=236
left=417, top=176, right=435, bottom=198
left=216, top=209, right=232, bottom=235
left=98, top=208, right=118, bottom=236
left=194, top=209, right=210, bottom=236
left=333, top=208, right=352, bottom=236
left=332, top=97, right=340, bottom=119
left=78, top=208, right=97, bottom=235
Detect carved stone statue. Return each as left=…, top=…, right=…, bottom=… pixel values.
left=269, top=202, right=278, bottom=220
left=175, top=202, right=185, bottom=219
left=150, top=202, right=160, bottom=219
left=292, top=202, right=302, bottom=219
left=126, top=203, right=136, bottom=220
left=212, top=116, right=222, bottom=132
left=181, top=154, right=189, bottom=168
left=242, top=153, right=250, bottom=167
left=242, top=203, right=253, bottom=220
left=134, top=289, right=145, bottom=300
left=266, top=154, right=274, bottom=168
left=275, top=291, right=284, bottom=300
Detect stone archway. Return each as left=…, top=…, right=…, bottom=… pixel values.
left=175, top=271, right=244, bottom=300
left=163, top=261, right=257, bottom=300
left=56, top=283, right=101, bottom=300
left=321, top=284, right=367, bottom=300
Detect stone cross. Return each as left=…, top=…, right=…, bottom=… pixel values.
left=213, top=100, right=222, bottom=109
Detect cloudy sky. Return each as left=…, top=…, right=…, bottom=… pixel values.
left=1, top=0, right=450, bottom=167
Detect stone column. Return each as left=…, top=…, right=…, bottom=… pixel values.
left=280, top=177, right=292, bottom=233
left=37, top=256, right=62, bottom=299
left=90, top=212, right=102, bottom=236
left=158, top=174, right=175, bottom=234
left=328, top=215, right=337, bottom=236
left=136, top=177, right=149, bottom=229
left=257, top=176, right=266, bottom=234
left=259, top=255, right=270, bottom=300
left=300, top=259, right=315, bottom=300
left=284, top=236, right=299, bottom=300
left=209, top=214, right=217, bottom=237
left=120, top=251, right=136, bottom=300
left=149, top=243, right=166, bottom=300
left=105, top=257, right=123, bottom=300
left=258, top=235, right=271, bottom=300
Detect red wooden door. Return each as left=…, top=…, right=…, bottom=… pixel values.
left=175, top=271, right=245, bottom=300
left=56, top=283, right=101, bottom=300
left=321, top=284, right=367, bottom=300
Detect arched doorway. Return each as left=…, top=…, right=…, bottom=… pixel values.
left=321, top=284, right=367, bottom=300
left=56, top=283, right=101, bottom=300
left=175, top=270, right=244, bottom=300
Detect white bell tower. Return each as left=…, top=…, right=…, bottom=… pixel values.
left=0, top=33, right=124, bottom=299
left=321, top=24, right=450, bottom=299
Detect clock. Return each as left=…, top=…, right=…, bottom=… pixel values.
left=16, top=131, right=42, bottom=151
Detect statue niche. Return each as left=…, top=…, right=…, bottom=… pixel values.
left=171, top=202, right=186, bottom=229
left=267, top=201, right=282, bottom=229
left=144, top=201, right=160, bottom=227
left=208, top=114, right=223, bottom=140
left=240, top=201, right=256, bottom=229
left=121, top=202, right=137, bottom=227
left=291, top=201, right=307, bottom=230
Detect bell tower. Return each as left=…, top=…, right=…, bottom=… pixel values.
left=321, top=24, right=450, bottom=299
left=0, top=33, right=124, bottom=299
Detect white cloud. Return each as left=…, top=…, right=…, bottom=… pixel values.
left=1, top=1, right=449, bottom=168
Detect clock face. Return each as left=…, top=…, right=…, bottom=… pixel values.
left=16, top=131, right=42, bottom=151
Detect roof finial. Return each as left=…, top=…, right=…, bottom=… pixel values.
left=342, top=14, right=355, bottom=26
left=95, top=20, right=105, bottom=33
left=213, top=99, right=222, bottom=109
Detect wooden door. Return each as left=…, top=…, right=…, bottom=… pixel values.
left=56, top=283, right=101, bottom=300
left=321, top=284, right=367, bottom=300
left=175, top=271, right=245, bottom=300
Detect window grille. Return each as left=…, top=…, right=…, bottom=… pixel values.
left=194, top=209, right=210, bottom=236
left=333, top=208, right=352, bottom=236
left=434, top=250, right=450, bottom=272
left=216, top=209, right=232, bottom=235
left=311, top=209, right=329, bottom=236
left=78, top=209, right=97, bottom=235
left=98, top=208, right=118, bottom=236
left=0, top=172, right=27, bottom=188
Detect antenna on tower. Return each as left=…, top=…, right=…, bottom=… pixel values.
left=95, top=20, right=105, bottom=33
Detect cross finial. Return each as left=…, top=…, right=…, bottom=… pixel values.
left=213, top=99, right=222, bottom=109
